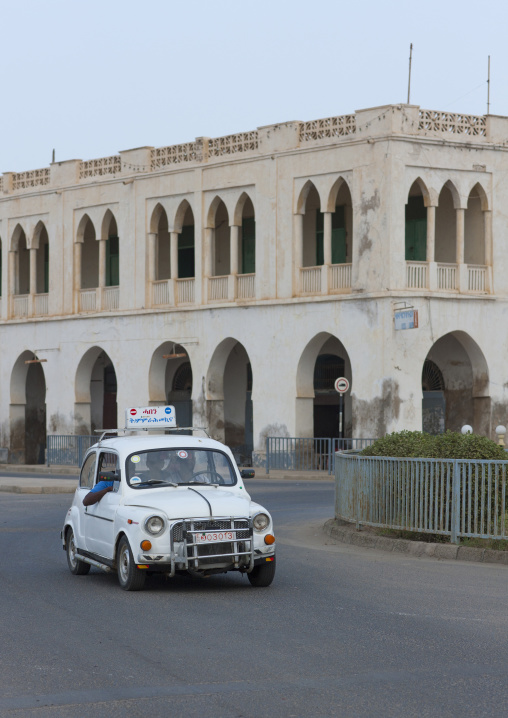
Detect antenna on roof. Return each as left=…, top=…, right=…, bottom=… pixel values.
left=407, top=43, right=413, bottom=104
left=487, top=55, right=491, bottom=115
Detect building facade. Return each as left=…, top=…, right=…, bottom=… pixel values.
left=0, top=104, right=506, bottom=464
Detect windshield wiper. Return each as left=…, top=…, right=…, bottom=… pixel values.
left=186, top=481, right=219, bottom=487
left=135, top=480, right=178, bottom=487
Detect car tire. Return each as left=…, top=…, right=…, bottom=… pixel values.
left=66, top=528, right=90, bottom=576
left=247, top=558, right=276, bottom=587
left=117, top=536, right=146, bottom=591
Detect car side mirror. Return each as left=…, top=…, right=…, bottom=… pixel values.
left=240, top=469, right=255, bottom=479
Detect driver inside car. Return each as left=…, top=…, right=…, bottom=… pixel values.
left=144, top=451, right=168, bottom=482
left=167, top=451, right=196, bottom=483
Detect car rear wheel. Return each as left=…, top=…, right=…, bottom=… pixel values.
left=117, top=536, right=146, bottom=591
left=247, top=558, right=276, bottom=587
left=66, top=528, right=90, bottom=576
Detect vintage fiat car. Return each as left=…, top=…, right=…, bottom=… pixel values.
left=61, top=426, right=275, bottom=591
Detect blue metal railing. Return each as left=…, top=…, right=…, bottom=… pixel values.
left=335, top=452, right=508, bottom=543
left=47, top=435, right=96, bottom=466
left=265, top=437, right=376, bottom=475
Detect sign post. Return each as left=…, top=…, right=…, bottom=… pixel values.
left=334, top=377, right=349, bottom=440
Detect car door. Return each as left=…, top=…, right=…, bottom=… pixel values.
left=84, top=451, right=121, bottom=560
left=75, top=451, right=97, bottom=549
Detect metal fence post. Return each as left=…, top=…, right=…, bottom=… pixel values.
left=451, top=460, right=461, bottom=544
left=266, top=437, right=270, bottom=475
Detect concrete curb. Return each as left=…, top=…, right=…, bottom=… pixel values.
left=0, top=464, right=80, bottom=475
left=323, top=518, right=508, bottom=566
left=0, top=479, right=77, bottom=495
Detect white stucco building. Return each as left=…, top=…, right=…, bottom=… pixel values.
left=0, top=103, right=506, bottom=464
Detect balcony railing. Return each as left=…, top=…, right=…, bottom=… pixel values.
left=103, top=286, right=119, bottom=311
left=34, top=293, right=48, bottom=315
left=237, top=274, right=255, bottom=300
left=208, top=276, right=229, bottom=301
left=79, top=289, right=97, bottom=312
left=406, top=262, right=428, bottom=289
left=13, top=295, right=29, bottom=317
left=153, top=279, right=171, bottom=306
left=418, top=109, right=486, bottom=137
left=467, top=265, right=488, bottom=293
left=437, top=263, right=458, bottom=291
left=175, top=278, right=195, bottom=304
left=300, top=266, right=322, bottom=294
left=330, top=263, right=352, bottom=291
left=299, top=114, right=356, bottom=142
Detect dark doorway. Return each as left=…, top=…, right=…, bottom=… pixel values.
left=422, top=359, right=445, bottom=434
left=25, top=363, right=46, bottom=464
left=103, top=364, right=118, bottom=429
left=313, top=354, right=345, bottom=439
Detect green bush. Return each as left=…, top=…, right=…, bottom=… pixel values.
left=361, top=430, right=507, bottom=461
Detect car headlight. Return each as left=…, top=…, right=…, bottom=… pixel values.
left=253, top=512, right=270, bottom=531
left=144, top=515, right=166, bottom=536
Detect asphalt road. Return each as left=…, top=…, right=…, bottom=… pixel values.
left=1, top=480, right=508, bottom=717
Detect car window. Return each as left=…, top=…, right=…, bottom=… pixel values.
left=126, top=448, right=236, bottom=488
left=80, top=452, right=97, bottom=489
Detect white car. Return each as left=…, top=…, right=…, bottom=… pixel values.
left=61, top=433, right=276, bottom=591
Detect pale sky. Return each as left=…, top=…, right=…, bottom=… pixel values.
left=2, top=0, right=507, bottom=172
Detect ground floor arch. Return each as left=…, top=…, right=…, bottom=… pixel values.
left=148, top=341, right=193, bottom=427
left=75, top=347, right=117, bottom=433
left=10, top=351, right=46, bottom=464
left=206, top=338, right=253, bottom=464
left=422, top=331, right=490, bottom=435
left=296, top=333, right=352, bottom=439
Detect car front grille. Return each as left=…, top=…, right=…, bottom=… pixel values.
left=171, top=518, right=252, bottom=568
left=171, top=518, right=251, bottom=542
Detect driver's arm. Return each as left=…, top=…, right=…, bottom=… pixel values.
left=83, top=484, right=113, bottom=506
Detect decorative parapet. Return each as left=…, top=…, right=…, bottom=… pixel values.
left=79, top=155, right=121, bottom=179
left=12, top=168, right=50, bottom=190
left=151, top=141, right=202, bottom=169
left=208, top=131, right=258, bottom=157
left=299, top=114, right=356, bottom=142
left=418, top=109, right=486, bottom=137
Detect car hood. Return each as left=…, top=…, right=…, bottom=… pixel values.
left=123, top=486, right=251, bottom=520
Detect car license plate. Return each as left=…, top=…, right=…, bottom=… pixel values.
left=195, top=531, right=236, bottom=543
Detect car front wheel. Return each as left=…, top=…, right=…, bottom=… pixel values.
left=117, top=536, right=146, bottom=591
left=66, top=528, right=90, bottom=576
left=247, top=558, right=276, bottom=587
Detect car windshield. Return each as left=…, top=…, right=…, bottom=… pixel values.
left=126, top=448, right=237, bottom=488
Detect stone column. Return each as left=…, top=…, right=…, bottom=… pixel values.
left=147, top=232, right=157, bottom=307
left=484, top=209, right=493, bottom=293
left=293, top=213, right=303, bottom=294
left=204, top=227, right=213, bottom=303
left=170, top=231, right=179, bottom=279
left=456, top=208, right=467, bottom=292
left=147, top=233, right=157, bottom=283
left=73, top=241, right=82, bottom=313
left=322, top=211, right=332, bottom=294
left=229, top=225, right=239, bottom=300
left=98, top=238, right=106, bottom=310
left=456, top=208, right=465, bottom=265
left=8, top=250, right=16, bottom=318
left=427, top=204, right=437, bottom=290
left=230, top=225, right=239, bottom=275
left=29, top=247, right=37, bottom=315
left=484, top=210, right=492, bottom=266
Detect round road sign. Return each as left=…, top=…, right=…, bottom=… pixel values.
left=334, top=377, right=349, bottom=394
